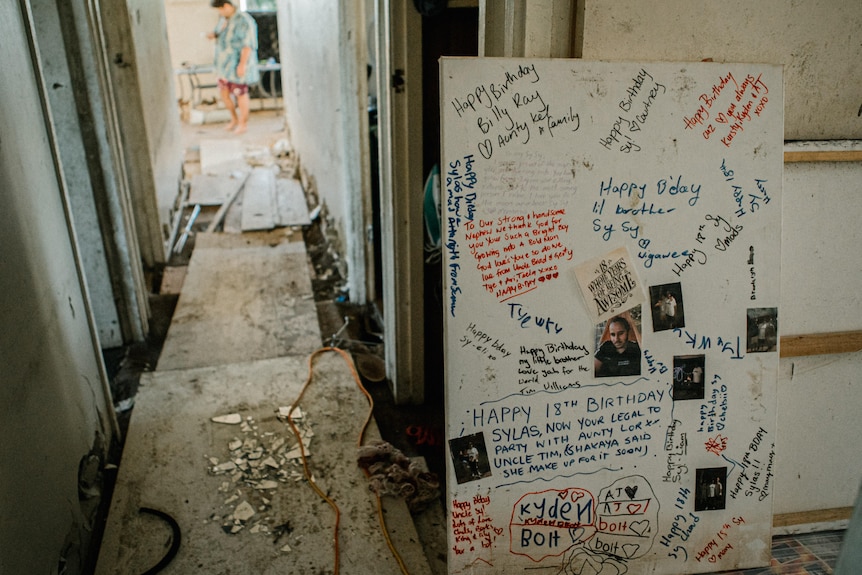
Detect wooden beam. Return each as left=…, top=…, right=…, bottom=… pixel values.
left=780, top=331, right=862, bottom=358
left=781, top=331, right=862, bottom=358
left=784, top=150, right=862, bottom=163
left=774, top=507, right=853, bottom=527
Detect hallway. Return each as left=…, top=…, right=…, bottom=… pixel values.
left=94, top=110, right=446, bottom=574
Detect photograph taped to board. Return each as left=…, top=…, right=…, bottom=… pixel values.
left=593, top=306, right=642, bottom=379
left=441, top=57, right=781, bottom=574
left=650, top=281, right=685, bottom=332
left=449, top=432, right=492, bottom=484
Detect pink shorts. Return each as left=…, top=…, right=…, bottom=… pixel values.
left=218, top=79, right=249, bottom=96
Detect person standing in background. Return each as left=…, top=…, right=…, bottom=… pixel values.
left=208, top=0, right=259, bottom=134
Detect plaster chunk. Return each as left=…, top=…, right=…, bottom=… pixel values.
left=212, top=413, right=242, bottom=425
left=278, top=405, right=304, bottom=420
left=212, top=461, right=237, bottom=474
left=233, top=500, right=256, bottom=522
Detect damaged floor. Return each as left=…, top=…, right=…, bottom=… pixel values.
left=96, top=110, right=447, bottom=575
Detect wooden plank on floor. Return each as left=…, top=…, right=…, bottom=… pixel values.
left=241, top=167, right=277, bottom=232
left=157, top=230, right=320, bottom=371
left=189, top=173, right=247, bottom=206
left=200, top=138, right=246, bottom=175
left=275, top=177, right=311, bottom=227
left=94, top=353, right=432, bottom=575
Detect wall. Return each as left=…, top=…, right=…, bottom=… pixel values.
left=576, top=0, right=862, bottom=517
left=278, top=1, right=369, bottom=301
left=774, top=158, right=862, bottom=514
left=31, top=0, right=124, bottom=347
left=577, top=0, right=862, bottom=140
left=99, top=0, right=181, bottom=267
left=164, top=0, right=217, bottom=68
left=163, top=0, right=220, bottom=101
left=0, top=4, right=115, bottom=573
left=128, top=0, right=184, bottom=227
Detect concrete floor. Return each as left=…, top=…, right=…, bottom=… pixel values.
left=95, top=109, right=444, bottom=574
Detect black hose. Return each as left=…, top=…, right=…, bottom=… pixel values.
left=138, top=507, right=181, bottom=575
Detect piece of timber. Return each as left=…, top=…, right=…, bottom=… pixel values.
left=241, top=167, right=277, bottom=232
left=780, top=331, right=862, bottom=358
left=784, top=150, right=862, bottom=163
left=774, top=507, right=854, bottom=528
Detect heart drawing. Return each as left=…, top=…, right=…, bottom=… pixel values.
left=629, top=520, right=649, bottom=536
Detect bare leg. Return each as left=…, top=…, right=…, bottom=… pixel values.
left=234, top=92, right=251, bottom=134
left=220, top=87, right=238, bottom=130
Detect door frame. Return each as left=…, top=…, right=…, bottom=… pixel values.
left=375, top=0, right=425, bottom=404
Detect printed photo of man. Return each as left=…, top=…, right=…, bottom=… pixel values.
left=594, top=308, right=642, bottom=378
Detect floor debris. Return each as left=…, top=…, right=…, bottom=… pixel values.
left=358, top=441, right=441, bottom=513
left=211, top=413, right=242, bottom=424
left=206, top=408, right=316, bottom=543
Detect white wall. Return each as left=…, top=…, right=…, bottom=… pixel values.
left=775, top=353, right=862, bottom=515
left=782, top=159, right=862, bottom=334
left=96, top=0, right=182, bottom=267
left=129, top=0, right=184, bottom=223
left=773, top=157, right=862, bottom=514
left=278, top=1, right=369, bottom=301
left=0, top=4, right=115, bottom=572
left=578, top=0, right=862, bottom=141
left=164, top=0, right=220, bottom=101
left=578, top=0, right=862, bottom=515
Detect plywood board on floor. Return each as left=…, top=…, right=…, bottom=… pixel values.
left=241, top=167, right=277, bottom=231
left=95, top=353, right=432, bottom=575
left=200, top=138, right=246, bottom=175
left=275, top=178, right=310, bottom=226
left=157, top=229, right=320, bottom=371
left=189, top=173, right=247, bottom=206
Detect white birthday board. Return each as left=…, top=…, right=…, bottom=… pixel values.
left=441, top=58, right=782, bottom=574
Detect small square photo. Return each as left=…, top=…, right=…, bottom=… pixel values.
left=449, top=432, right=492, bottom=484
left=747, top=308, right=778, bottom=353
left=695, top=467, right=727, bottom=511
left=649, top=282, right=684, bottom=332
left=672, top=354, right=705, bottom=400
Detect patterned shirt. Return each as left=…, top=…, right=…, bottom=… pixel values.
left=213, top=11, right=260, bottom=85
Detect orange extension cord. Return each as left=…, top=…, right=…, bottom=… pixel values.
left=285, top=347, right=411, bottom=575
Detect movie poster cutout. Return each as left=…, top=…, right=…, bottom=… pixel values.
left=441, top=58, right=782, bottom=574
